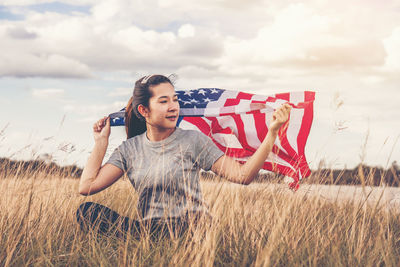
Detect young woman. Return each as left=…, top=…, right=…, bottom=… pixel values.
left=76, top=74, right=291, bottom=239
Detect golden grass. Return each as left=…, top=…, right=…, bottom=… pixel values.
left=1, top=172, right=400, bottom=266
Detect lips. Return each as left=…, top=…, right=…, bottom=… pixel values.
left=166, top=115, right=177, bottom=120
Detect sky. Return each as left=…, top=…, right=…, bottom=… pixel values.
left=0, top=0, right=399, bottom=170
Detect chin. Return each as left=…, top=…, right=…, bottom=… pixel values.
left=160, top=123, right=177, bottom=129
left=168, top=123, right=177, bottom=128
left=166, top=120, right=178, bottom=127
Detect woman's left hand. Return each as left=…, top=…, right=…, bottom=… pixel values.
left=269, top=103, right=292, bottom=133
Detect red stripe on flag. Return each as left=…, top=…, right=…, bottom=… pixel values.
left=275, top=93, right=290, bottom=101
left=231, top=114, right=256, bottom=153
left=205, top=116, right=252, bottom=158
left=253, top=112, right=268, bottom=143
left=224, top=92, right=253, bottom=106
left=296, top=91, right=315, bottom=178
left=183, top=117, right=211, bottom=135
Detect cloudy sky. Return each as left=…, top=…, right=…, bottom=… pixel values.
left=0, top=0, right=399, bottom=170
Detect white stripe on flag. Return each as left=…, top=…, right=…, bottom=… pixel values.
left=213, top=133, right=243, bottom=149
left=215, top=115, right=239, bottom=137
left=251, top=94, right=268, bottom=101
left=266, top=152, right=297, bottom=172
left=241, top=113, right=262, bottom=149
left=234, top=152, right=297, bottom=173
left=204, top=90, right=238, bottom=116
left=208, top=90, right=238, bottom=108
left=234, top=99, right=251, bottom=114
left=287, top=92, right=305, bottom=154
left=289, top=91, right=305, bottom=104
left=179, top=119, right=202, bottom=131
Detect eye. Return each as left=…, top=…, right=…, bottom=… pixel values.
left=160, top=101, right=167, bottom=103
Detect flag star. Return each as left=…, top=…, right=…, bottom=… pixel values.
left=198, top=89, right=206, bottom=96
left=183, top=101, right=191, bottom=105
left=184, top=91, right=193, bottom=97
left=203, top=98, right=211, bottom=103
left=191, top=99, right=198, bottom=103
left=210, top=88, right=219, bottom=94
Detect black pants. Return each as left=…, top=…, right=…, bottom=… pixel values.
left=76, top=202, right=191, bottom=239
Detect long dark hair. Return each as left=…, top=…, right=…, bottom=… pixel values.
left=125, top=75, right=173, bottom=139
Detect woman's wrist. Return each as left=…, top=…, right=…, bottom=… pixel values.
left=267, top=128, right=279, bottom=137
left=94, top=137, right=109, bottom=147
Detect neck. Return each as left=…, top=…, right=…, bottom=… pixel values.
left=145, top=124, right=176, bottom=142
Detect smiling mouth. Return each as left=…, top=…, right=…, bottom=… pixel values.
left=166, top=115, right=177, bottom=119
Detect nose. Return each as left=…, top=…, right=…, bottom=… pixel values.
left=168, top=100, right=179, bottom=112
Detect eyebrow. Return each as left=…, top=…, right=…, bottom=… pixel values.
left=157, top=94, right=178, bottom=100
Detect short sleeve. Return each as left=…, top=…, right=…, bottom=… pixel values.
left=195, top=132, right=225, bottom=171
left=106, top=144, right=127, bottom=172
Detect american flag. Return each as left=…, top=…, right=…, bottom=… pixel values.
left=109, top=88, right=315, bottom=190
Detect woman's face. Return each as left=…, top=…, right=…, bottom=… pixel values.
left=142, top=82, right=179, bottom=129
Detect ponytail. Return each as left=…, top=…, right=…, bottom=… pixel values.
left=125, top=97, right=147, bottom=139
left=124, top=74, right=174, bottom=139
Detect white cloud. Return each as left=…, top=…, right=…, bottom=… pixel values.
left=219, top=3, right=388, bottom=77
left=108, top=87, right=132, bottom=97
left=6, top=26, right=37, bottom=39
left=1, top=0, right=394, bottom=81
left=0, top=0, right=97, bottom=6
left=32, top=88, right=64, bottom=98
left=0, top=0, right=50, bottom=5
left=63, top=101, right=126, bottom=118
left=178, top=24, right=195, bottom=38
left=0, top=53, right=92, bottom=78
left=0, top=5, right=226, bottom=77
left=382, top=26, right=400, bottom=73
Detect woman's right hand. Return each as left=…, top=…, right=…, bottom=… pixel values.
left=81, top=116, right=121, bottom=196
left=93, top=116, right=111, bottom=142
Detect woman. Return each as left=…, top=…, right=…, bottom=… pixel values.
left=76, top=74, right=291, bottom=239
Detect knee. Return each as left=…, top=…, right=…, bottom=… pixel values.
left=76, top=201, right=95, bottom=223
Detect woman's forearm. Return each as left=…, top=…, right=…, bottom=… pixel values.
left=79, top=139, right=108, bottom=193
left=211, top=104, right=290, bottom=185
left=240, top=129, right=278, bottom=184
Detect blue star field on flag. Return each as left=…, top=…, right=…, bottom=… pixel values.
left=176, top=88, right=224, bottom=110
left=109, top=108, right=125, bottom=126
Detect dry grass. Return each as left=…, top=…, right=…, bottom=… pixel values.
left=1, top=170, right=400, bottom=267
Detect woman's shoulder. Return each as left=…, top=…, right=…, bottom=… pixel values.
left=118, top=132, right=146, bottom=149
left=176, top=128, right=213, bottom=148
left=177, top=127, right=207, bottom=139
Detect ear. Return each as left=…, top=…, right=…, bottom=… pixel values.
left=137, top=104, right=149, bottom=118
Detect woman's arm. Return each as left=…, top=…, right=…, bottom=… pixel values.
left=79, top=117, right=124, bottom=196
left=211, top=103, right=291, bottom=185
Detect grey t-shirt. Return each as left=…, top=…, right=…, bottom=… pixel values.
left=106, top=127, right=224, bottom=220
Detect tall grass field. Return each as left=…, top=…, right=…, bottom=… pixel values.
left=1, top=164, right=400, bottom=267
